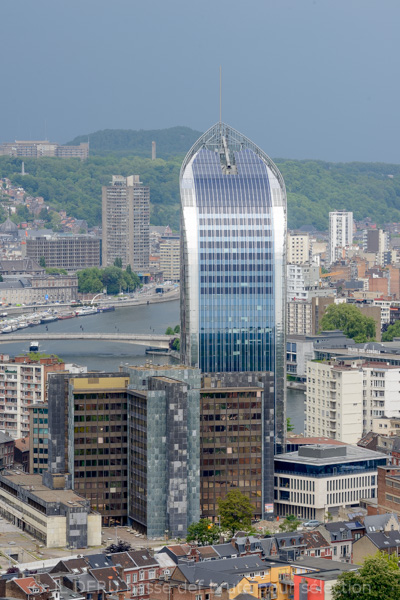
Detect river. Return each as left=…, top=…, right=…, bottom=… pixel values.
left=2, top=298, right=305, bottom=432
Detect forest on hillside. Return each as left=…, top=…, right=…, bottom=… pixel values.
left=66, top=126, right=202, bottom=159
left=1, top=153, right=400, bottom=231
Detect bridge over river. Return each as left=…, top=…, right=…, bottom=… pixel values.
left=0, top=333, right=174, bottom=349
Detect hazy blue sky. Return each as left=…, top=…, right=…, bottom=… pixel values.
left=2, top=0, right=399, bottom=162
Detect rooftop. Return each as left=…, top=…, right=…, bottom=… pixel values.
left=0, top=473, right=89, bottom=505
left=275, top=444, right=386, bottom=465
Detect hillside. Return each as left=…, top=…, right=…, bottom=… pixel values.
left=1, top=152, right=400, bottom=231
left=66, top=126, right=202, bottom=159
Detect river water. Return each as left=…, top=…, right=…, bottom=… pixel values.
left=3, top=298, right=305, bottom=432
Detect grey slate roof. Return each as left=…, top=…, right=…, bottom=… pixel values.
left=85, top=554, right=113, bottom=569
left=364, top=513, right=399, bottom=533
left=0, top=432, right=14, bottom=444
left=365, top=531, right=400, bottom=549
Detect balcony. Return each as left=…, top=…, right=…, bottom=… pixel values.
left=278, top=574, right=293, bottom=586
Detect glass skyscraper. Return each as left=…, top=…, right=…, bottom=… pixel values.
left=180, top=122, right=287, bottom=457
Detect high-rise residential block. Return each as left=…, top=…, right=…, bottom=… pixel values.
left=0, top=355, right=66, bottom=439
left=305, top=360, right=364, bottom=444
left=328, top=210, right=353, bottom=265
left=287, top=232, right=311, bottom=264
left=102, top=175, right=150, bottom=270
left=159, top=236, right=180, bottom=281
left=179, top=123, right=287, bottom=518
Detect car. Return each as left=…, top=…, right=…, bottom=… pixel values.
left=303, top=520, right=321, bottom=528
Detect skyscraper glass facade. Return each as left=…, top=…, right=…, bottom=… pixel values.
left=180, top=122, right=286, bottom=376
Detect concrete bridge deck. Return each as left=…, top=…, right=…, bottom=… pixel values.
left=0, top=333, right=174, bottom=348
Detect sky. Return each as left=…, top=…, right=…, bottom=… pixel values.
left=1, top=0, right=399, bottom=163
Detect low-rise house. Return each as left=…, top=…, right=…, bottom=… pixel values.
left=302, top=531, right=332, bottom=559
left=0, top=431, right=15, bottom=469
left=319, top=521, right=365, bottom=562
left=14, top=436, right=29, bottom=471
left=89, top=568, right=128, bottom=600
left=0, top=576, right=51, bottom=600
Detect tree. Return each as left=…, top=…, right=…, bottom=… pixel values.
left=217, top=490, right=254, bottom=535
left=171, top=338, right=180, bottom=351
left=45, top=267, right=68, bottom=275
left=105, top=540, right=133, bottom=554
left=279, top=514, right=301, bottom=532
left=174, top=325, right=180, bottom=334
left=382, top=320, right=400, bottom=342
left=320, top=303, right=376, bottom=343
left=287, top=417, right=294, bottom=432
left=186, top=519, right=221, bottom=546
left=39, top=256, right=46, bottom=268
left=332, top=551, right=400, bottom=600
left=114, top=257, right=123, bottom=268
left=165, top=326, right=174, bottom=335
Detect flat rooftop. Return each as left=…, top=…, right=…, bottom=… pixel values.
left=275, top=444, right=386, bottom=465
left=0, top=473, right=88, bottom=505
left=286, top=436, right=346, bottom=446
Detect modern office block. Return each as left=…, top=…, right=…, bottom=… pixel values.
left=102, top=175, right=150, bottom=270
left=45, top=372, right=130, bottom=526
left=200, top=374, right=264, bottom=519
left=127, top=365, right=201, bottom=539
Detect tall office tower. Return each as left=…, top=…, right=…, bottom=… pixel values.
left=328, top=210, right=353, bottom=265
left=44, top=372, right=130, bottom=526
left=102, top=175, right=150, bottom=270
left=180, top=123, right=287, bottom=517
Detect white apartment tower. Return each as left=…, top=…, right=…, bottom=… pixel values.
left=328, top=210, right=353, bottom=265
left=305, top=360, right=363, bottom=444
left=102, top=175, right=150, bottom=270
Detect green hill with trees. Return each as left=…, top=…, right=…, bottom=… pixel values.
left=66, top=126, right=202, bottom=158
left=1, top=128, right=400, bottom=231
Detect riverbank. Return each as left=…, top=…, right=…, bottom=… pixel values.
left=4, top=287, right=180, bottom=316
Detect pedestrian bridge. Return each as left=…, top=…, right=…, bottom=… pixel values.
left=0, top=333, right=175, bottom=349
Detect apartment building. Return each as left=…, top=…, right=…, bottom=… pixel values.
left=0, top=140, right=89, bottom=160
left=287, top=264, right=320, bottom=302
left=159, top=236, right=180, bottom=281
left=305, top=360, right=363, bottom=443
left=274, top=444, right=386, bottom=520
left=287, top=301, right=313, bottom=336
left=0, top=355, right=66, bottom=439
left=26, top=235, right=101, bottom=270
left=287, top=232, right=311, bottom=264
left=328, top=211, right=353, bottom=265
left=102, top=175, right=150, bottom=270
